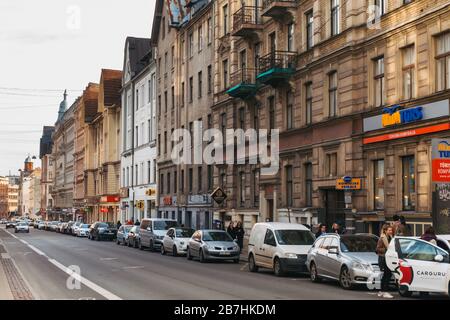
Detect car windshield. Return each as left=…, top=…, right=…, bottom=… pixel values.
left=153, top=220, right=177, bottom=230
left=18, top=223, right=27, bottom=226
left=275, top=230, right=315, bottom=245
left=123, top=226, right=133, bottom=232
left=98, top=223, right=114, bottom=228
left=340, top=236, right=378, bottom=252
left=203, top=231, right=233, bottom=242
left=176, top=228, right=195, bottom=238
left=81, top=224, right=90, bottom=228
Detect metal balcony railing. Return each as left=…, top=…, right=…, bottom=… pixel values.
left=232, top=6, right=262, bottom=32
left=229, top=68, right=257, bottom=87
left=258, top=51, right=298, bottom=75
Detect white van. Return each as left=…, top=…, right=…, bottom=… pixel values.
left=248, top=222, right=315, bottom=276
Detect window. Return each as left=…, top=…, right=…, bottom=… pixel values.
left=153, top=160, right=156, bottom=183
left=164, top=91, right=168, bottom=112
left=180, top=169, right=185, bottom=192
left=223, top=4, right=229, bottom=35
left=331, top=0, right=340, bottom=36
left=402, top=156, right=415, bottom=211
left=253, top=169, right=260, bottom=205
left=326, top=153, right=337, bottom=177
left=239, top=107, right=245, bottom=129
left=207, top=65, right=212, bottom=93
left=162, top=17, right=165, bottom=39
left=305, top=82, right=313, bottom=125
left=174, top=171, right=177, bottom=194
left=207, top=17, right=212, bottom=44
left=198, top=25, right=203, bottom=52
left=207, top=165, right=213, bottom=191
left=239, top=172, right=245, bottom=207
left=164, top=52, right=168, bottom=73
left=305, top=163, right=313, bottom=207
left=436, top=32, right=450, bottom=91
left=207, top=114, right=212, bottom=129
left=268, top=96, right=275, bottom=130
left=222, top=59, right=229, bottom=89
left=240, top=49, right=247, bottom=70
left=402, top=45, right=415, bottom=100
left=286, top=90, right=294, bottom=129
left=189, top=76, right=193, bottom=103
left=189, top=32, right=194, bottom=58
left=188, top=168, right=193, bottom=192
left=135, top=125, right=139, bottom=146
left=164, top=131, right=167, bottom=154
left=286, top=166, right=293, bottom=207
left=287, top=23, right=295, bottom=51
left=135, top=164, right=138, bottom=185
left=375, top=0, right=386, bottom=17
left=254, top=42, right=261, bottom=70
left=181, top=82, right=185, bottom=106
left=160, top=173, right=164, bottom=195
left=221, top=113, right=227, bottom=146
left=171, top=86, right=175, bottom=109
left=147, top=161, right=151, bottom=184
left=306, top=10, right=314, bottom=50
left=264, top=229, right=276, bottom=246
left=198, top=71, right=203, bottom=98
left=398, top=238, right=448, bottom=262
left=329, top=71, right=337, bottom=117
left=126, top=167, right=129, bottom=186
left=374, top=159, right=385, bottom=210
left=171, top=45, right=175, bottom=68
left=374, top=56, right=385, bottom=107
left=197, top=167, right=202, bottom=192
left=136, top=89, right=139, bottom=110
left=167, top=172, right=171, bottom=194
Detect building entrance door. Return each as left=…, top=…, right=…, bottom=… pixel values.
left=324, top=190, right=346, bottom=229
left=266, top=199, right=274, bottom=222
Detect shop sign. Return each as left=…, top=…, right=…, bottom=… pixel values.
left=145, top=188, right=157, bottom=196
left=432, top=139, right=450, bottom=183
left=135, top=201, right=145, bottom=211
left=364, top=100, right=449, bottom=133
left=188, top=194, right=212, bottom=205
left=100, top=196, right=120, bottom=203
left=162, top=196, right=172, bottom=206
left=336, top=176, right=361, bottom=190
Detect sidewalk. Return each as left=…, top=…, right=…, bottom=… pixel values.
left=0, top=240, right=14, bottom=300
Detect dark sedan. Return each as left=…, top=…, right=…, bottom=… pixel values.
left=88, top=222, right=117, bottom=241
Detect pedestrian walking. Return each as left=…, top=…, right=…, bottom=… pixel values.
left=134, top=219, right=140, bottom=226
left=376, top=224, right=394, bottom=299
left=117, top=221, right=122, bottom=229
left=315, top=224, right=327, bottom=238
left=227, top=221, right=236, bottom=240
left=235, top=221, right=245, bottom=253
left=420, top=226, right=437, bottom=245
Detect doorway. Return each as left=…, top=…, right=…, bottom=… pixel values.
left=324, top=190, right=346, bottom=229
left=266, top=199, right=274, bottom=222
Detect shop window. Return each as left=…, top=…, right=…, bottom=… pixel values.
left=373, top=159, right=385, bottom=210
left=402, top=156, right=416, bottom=211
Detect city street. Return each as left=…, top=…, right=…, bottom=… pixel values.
left=0, top=225, right=421, bottom=301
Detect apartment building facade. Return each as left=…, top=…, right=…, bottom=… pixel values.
left=120, top=37, right=157, bottom=223
left=40, top=126, right=55, bottom=220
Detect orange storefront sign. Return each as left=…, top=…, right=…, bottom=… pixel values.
left=363, top=123, right=450, bottom=145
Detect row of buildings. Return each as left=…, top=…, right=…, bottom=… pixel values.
left=28, top=0, right=450, bottom=236
left=0, top=175, right=19, bottom=219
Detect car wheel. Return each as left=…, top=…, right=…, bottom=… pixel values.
left=187, top=247, right=193, bottom=260
left=398, top=285, right=413, bottom=298
left=161, top=245, right=166, bottom=255
left=116, top=238, right=120, bottom=245
left=199, top=249, right=206, bottom=263
left=273, top=258, right=284, bottom=277
left=172, top=246, right=178, bottom=257
left=339, top=266, right=354, bottom=290
left=248, top=254, right=259, bottom=272
left=310, top=262, right=321, bottom=283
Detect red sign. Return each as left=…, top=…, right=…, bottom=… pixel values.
left=432, top=159, right=450, bottom=182
left=100, top=196, right=120, bottom=203
left=163, top=196, right=172, bottom=206
left=363, top=123, right=450, bottom=144
left=100, top=207, right=109, bottom=213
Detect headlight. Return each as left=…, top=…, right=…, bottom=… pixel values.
left=285, top=253, right=298, bottom=259
left=353, top=262, right=373, bottom=271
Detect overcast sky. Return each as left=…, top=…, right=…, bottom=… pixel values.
left=0, top=0, right=155, bottom=176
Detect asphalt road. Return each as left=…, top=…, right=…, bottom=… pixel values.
left=0, top=225, right=423, bottom=300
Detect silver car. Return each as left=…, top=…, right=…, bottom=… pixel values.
left=187, top=230, right=240, bottom=263
left=306, top=233, right=381, bottom=290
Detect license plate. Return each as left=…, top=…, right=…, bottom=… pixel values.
left=220, top=252, right=230, bottom=255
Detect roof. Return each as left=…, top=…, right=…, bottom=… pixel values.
left=254, top=222, right=311, bottom=231
left=124, top=37, right=151, bottom=77
left=100, top=69, right=122, bottom=107
left=39, top=126, right=55, bottom=158
left=151, top=0, right=164, bottom=46
left=83, top=83, right=100, bottom=123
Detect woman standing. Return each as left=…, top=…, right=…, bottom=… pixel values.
left=376, top=224, right=394, bottom=299
left=235, top=221, right=245, bottom=253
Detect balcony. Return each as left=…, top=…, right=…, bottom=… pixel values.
left=261, top=0, right=298, bottom=18
left=227, top=68, right=258, bottom=100
left=257, top=51, right=297, bottom=87
left=231, top=6, right=263, bottom=39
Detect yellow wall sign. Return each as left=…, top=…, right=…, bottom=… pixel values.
left=135, top=201, right=145, bottom=210
left=336, top=177, right=361, bottom=190
left=145, top=188, right=156, bottom=196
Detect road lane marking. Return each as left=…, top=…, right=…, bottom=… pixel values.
left=48, top=259, right=122, bottom=300
left=100, top=257, right=118, bottom=261
left=4, top=229, right=122, bottom=300
left=122, top=266, right=145, bottom=270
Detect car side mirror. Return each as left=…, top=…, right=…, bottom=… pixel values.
left=328, top=248, right=339, bottom=255
left=434, top=254, right=444, bottom=262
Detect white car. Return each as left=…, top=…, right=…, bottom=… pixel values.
left=248, top=222, right=316, bottom=276
left=385, top=236, right=450, bottom=297
left=161, top=227, right=195, bottom=256
left=76, top=224, right=90, bottom=237
left=72, top=222, right=82, bottom=236
left=37, top=221, right=46, bottom=230
left=15, top=222, right=30, bottom=233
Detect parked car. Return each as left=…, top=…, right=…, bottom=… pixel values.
left=55, top=222, right=63, bottom=233
left=88, top=222, right=117, bottom=241
left=436, top=235, right=450, bottom=253
left=127, top=226, right=141, bottom=248
left=37, top=221, right=46, bottom=230
left=139, top=219, right=178, bottom=251
left=76, top=224, right=90, bottom=237
left=306, top=233, right=381, bottom=290
left=161, top=227, right=195, bottom=256
left=72, top=222, right=82, bottom=236
left=49, top=221, right=59, bottom=231
left=116, top=225, right=133, bottom=245
left=15, top=222, right=30, bottom=233
left=186, top=230, right=240, bottom=263
left=386, top=236, right=450, bottom=297
left=33, top=220, right=41, bottom=228
left=0, top=219, right=7, bottom=224
left=248, top=222, right=316, bottom=276
left=6, top=221, right=16, bottom=229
